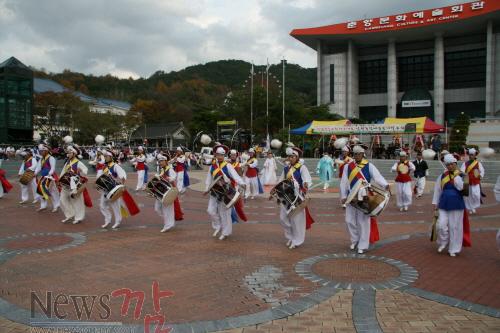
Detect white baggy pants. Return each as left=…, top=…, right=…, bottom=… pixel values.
left=345, top=205, right=371, bottom=250
left=437, top=209, right=464, bottom=255
left=155, top=200, right=175, bottom=229
left=279, top=205, right=306, bottom=247
left=396, top=182, right=412, bottom=208
left=60, top=188, right=85, bottom=221
left=207, top=195, right=232, bottom=237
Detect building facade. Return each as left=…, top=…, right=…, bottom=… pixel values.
left=291, top=0, right=500, bottom=125
left=0, top=57, right=33, bottom=143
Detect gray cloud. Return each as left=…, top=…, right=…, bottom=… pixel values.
left=0, top=0, right=460, bottom=78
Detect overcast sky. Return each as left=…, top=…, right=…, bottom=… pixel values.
left=0, top=0, right=460, bottom=78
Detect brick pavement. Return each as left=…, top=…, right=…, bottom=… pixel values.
left=0, top=169, right=498, bottom=332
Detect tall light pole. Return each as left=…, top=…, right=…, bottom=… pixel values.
left=266, top=59, right=270, bottom=148
left=250, top=63, right=254, bottom=146
left=282, top=57, right=286, bottom=134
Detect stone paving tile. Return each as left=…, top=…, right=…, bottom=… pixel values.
left=376, top=290, right=500, bottom=333
left=217, top=290, right=354, bottom=333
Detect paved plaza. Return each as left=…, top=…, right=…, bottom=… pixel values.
left=0, top=167, right=499, bottom=333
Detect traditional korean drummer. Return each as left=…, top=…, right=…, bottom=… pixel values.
left=99, top=149, right=127, bottom=229
left=340, top=145, right=389, bottom=254
left=60, top=145, right=89, bottom=224
left=204, top=144, right=244, bottom=240
left=18, top=149, right=39, bottom=204
left=275, top=146, right=315, bottom=249
left=154, top=153, right=178, bottom=232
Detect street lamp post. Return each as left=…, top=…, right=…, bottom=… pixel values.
left=266, top=59, right=270, bottom=148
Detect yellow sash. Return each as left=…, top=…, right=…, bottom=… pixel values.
left=465, top=159, right=478, bottom=175
left=103, top=162, right=115, bottom=175
left=160, top=165, right=171, bottom=177
left=63, top=158, right=79, bottom=173
left=286, top=163, right=302, bottom=179
left=212, top=161, right=227, bottom=177
left=440, top=170, right=460, bottom=189
left=348, top=159, right=368, bottom=184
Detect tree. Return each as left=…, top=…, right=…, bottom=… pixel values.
left=448, top=112, right=470, bottom=154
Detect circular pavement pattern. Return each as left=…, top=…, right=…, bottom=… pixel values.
left=295, top=253, right=419, bottom=290
left=0, top=232, right=86, bottom=255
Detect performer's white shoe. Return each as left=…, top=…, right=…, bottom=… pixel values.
left=19, top=200, right=28, bottom=204
left=404, top=206, right=408, bottom=211
left=399, top=207, right=404, bottom=212
left=212, top=228, right=220, bottom=237
left=51, top=207, right=59, bottom=213
left=37, top=207, right=47, bottom=212
left=218, top=234, right=226, bottom=241
left=72, top=219, right=81, bottom=224
left=61, top=217, right=72, bottom=223
left=289, top=243, right=296, bottom=249
left=102, top=221, right=111, bottom=228
left=161, top=226, right=173, bottom=233
left=112, top=222, right=121, bottom=229
left=286, top=240, right=292, bottom=247
left=350, top=243, right=357, bottom=250
left=32, top=199, right=39, bottom=204
left=357, top=249, right=364, bottom=254
left=438, top=245, right=446, bottom=253
left=449, top=252, right=456, bottom=257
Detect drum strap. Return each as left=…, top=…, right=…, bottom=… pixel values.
left=441, top=170, right=460, bottom=189
left=286, top=163, right=302, bottom=180
left=348, top=160, right=369, bottom=185
left=465, top=160, right=478, bottom=175
left=24, top=157, right=32, bottom=170
left=160, top=165, right=171, bottom=177
left=63, top=158, right=79, bottom=174
left=104, top=162, right=118, bottom=178
left=211, top=161, right=228, bottom=177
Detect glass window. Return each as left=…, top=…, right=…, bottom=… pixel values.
left=0, top=97, right=5, bottom=126
left=397, top=54, right=434, bottom=92
left=358, top=59, right=387, bottom=94
left=330, top=64, right=335, bottom=103
left=445, top=49, right=486, bottom=89
left=7, top=80, right=18, bottom=95
left=18, top=80, right=30, bottom=96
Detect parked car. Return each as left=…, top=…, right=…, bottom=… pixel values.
left=200, top=147, right=213, bottom=165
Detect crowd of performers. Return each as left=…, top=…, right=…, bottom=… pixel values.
left=0, top=138, right=499, bottom=257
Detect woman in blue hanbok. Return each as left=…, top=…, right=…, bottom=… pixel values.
left=316, top=152, right=335, bottom=190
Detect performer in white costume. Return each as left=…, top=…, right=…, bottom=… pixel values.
left=340, top=146, right=389, bottom=254
left=204, top=145, right=245, bottom=240
left=460, top=148, right=485, bottom=214
left=391, top=151, right=415, bottom=211
left=18, top=149, right=39, bottom=204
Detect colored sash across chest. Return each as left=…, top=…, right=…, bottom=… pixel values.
left=347, top=160, right=370, bottom=189
left=23, top=157, right=32, bottom=171
left=441, top=170, right=460, bottom=189
left=63, top=158, right=80, bottom=175
left=160, top=165, right=172, bottom=179
left=104, top=162, right=118, bottom=178
left=465, top=160, right=480, bottom=185
left=40, top=155, right=52, bottom=176
left=211, top=161, right=229, bottom=178
left=285, top=163, right=303, bottom=188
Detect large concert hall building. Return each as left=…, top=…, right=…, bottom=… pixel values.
left=291, top=1, right=500, bottom=125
